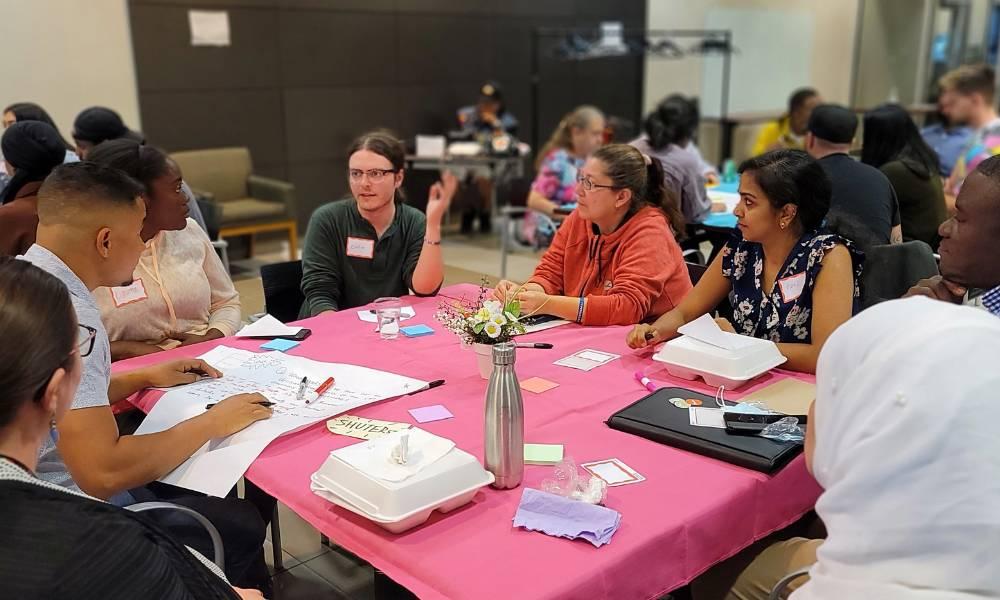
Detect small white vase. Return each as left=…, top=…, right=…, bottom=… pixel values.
left=473, top=342, right=495, bottom=380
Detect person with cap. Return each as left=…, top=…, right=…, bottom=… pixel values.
left=455, top=81, right=520, bottom=234
left=752, top=88, right=822, bottom=156
left=905, top=154, right=1000, bottom=317
left=0, top=121, right=68, bottom=256
left=725, top=296, right=1000, bottom=600
left=72, top=106, right=208, bottom=234
left=805, top=103, right=902, bottom=246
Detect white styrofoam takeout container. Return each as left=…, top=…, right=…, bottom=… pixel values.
left=310, top=446, right=494, bottom=534
left=652, top=335, right=787, bottom=390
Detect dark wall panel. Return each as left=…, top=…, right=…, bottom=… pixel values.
left=131, top=5, right=279, bottom=92
left=129, top=0, right=646, bottom=229
left=139, top=89, right=285, bottom=168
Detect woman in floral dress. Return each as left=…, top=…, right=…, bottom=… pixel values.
left=627, top=149, right=862, bottom=374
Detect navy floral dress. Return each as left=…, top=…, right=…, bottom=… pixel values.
left=720, top=230, right=863, bottom=343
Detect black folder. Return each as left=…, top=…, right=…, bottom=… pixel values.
left=606, top=387, right=803, bottom=474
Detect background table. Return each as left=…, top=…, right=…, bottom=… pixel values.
left=122, top=284, right=820, bottom=600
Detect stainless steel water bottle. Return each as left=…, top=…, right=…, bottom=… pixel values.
left=484, top=342, right=524, bottom=489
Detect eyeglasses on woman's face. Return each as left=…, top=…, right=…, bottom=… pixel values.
left=575, top=173, right=618, bottom=193
left=348, top=168, right=397, bottom=183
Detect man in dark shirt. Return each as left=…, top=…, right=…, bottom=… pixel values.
left=805, top=104, right=902, bottom=245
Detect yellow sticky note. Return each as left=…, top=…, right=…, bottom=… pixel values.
left=520, top=377, right=559, bottom=394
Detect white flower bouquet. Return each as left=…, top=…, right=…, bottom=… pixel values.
left=435, top=281, right=527, bottom=345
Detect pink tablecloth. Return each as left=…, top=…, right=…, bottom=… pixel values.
left=121, top=284, right=821, bottom=600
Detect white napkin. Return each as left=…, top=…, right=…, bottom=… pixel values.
left=333, top=428, right=455, bottom=482
left=235, top=314, right=302, bottom=337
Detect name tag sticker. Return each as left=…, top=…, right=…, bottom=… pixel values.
left=778, top=272, right=807, bottom=303
left=346, top=237, right=375, bottom=259
left=111, top=280, right=148, bottom=308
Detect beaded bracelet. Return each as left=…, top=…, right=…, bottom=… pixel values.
left=576, top=297, right=585, bottom=323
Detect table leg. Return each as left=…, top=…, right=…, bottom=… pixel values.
left=270, top=503, right=283, bottom=572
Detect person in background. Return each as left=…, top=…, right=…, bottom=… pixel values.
left=494, top=144, right=692, bottom=326
left=88, top=140, right=241, bottom=361
left=805, top=104, right=902, bottom=246
left=920, top=104, right=972, bottom=177
left=684, top=140, right=720, bottom=184
left=301, top=131, right=457, bottom=315
left=0, top=122, right=67, bottom=256
left=631, top=94, right=726, bottom=224
left=456, top=81, right=519, bottom=235
left=725, top=297, right=1000, bottom=600
left=3, top=102, right=77, bottom=159
left=0, top=258, right=261, bottom=600
left=21, top=162, right=273, bottom=592
left=938, top=64, right=1000, bottom=204
left=523, top=105, right=605, bottom=247
left=862, top=104, right=948, bottom=250
left=72, top=105, right=207, bottom=231
left=627, top=150, right=862, bottom=374
left=905, top=154, right=1000, bottom=316
left=751, top=88, right=822, bottom=156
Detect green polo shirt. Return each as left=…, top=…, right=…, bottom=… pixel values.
left=300, top=199, right=436, bottom=315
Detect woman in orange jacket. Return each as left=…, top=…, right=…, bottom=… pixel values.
left=494, top=144, right=692, bottom=326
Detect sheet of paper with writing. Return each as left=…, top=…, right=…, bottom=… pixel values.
left=135, top=346, right=427, bottom=496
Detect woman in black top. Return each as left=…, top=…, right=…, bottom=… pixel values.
left=0, top=257, right=260, bottom=600
left=862, top=104, right=948, bottom=250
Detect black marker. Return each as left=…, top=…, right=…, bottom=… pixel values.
left=514, top=342, right=553, bottom=349
left=205, top=401, right=275, bottom=410
left=407, top=379, right=445, bottom=396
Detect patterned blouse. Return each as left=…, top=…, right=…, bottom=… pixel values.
left=721, top=231, right=863, bottom=343
left=523, top=148, right=584, bottom=246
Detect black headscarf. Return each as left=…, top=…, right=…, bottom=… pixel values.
left=0, top=121, right=66, bottom=205
left=3, top=102, right=75, bottom=151
left=72, top=106, right=144, bottom=145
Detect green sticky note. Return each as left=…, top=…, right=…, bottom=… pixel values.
left=524, top=443, right=564, bottom=465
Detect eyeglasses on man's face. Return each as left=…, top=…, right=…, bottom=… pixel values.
left=77, top=324, right=97, bottom=358
left=348, top=168, right=398, bottom=183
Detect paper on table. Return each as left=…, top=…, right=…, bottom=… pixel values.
left=524, top=444, right=564, bottom=465
left=689, top=406, right=726, bottom=428
left=327, top=414, right=411, bottom=440
left=678, top=313, right=759, bottom=351
left=743, top=379, right=815, bottom=415
left=513, top=488, right=621, bottom=548
left=580, top=458, right=645, bottom=487
left=408, top=405, right=453, bottom=423
left=135, top=346, right=427, bottom=496
left=333, top=428, right=455, bottom=482
left=236, top=314, right=302, bottom=338
left=260, top=338, right=300, bottom=352
left=554, top=349, right=621, bottom=371
left=520, top=377, right=559, bottom=394
left=356, top=307, right=415, bottom=323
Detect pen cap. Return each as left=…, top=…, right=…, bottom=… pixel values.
left=491, top=342, right=516, bottom=366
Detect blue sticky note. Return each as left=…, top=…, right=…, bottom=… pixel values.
left=260, top=338, right=300, bottom=352
left=401, top=324, right=435, bottom=338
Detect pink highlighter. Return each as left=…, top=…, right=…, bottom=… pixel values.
left=634, top=371, right=657, bottom=393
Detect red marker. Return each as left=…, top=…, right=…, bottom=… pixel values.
left=309, top=377, right=335, bottom=404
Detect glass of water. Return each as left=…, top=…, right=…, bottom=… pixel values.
left=374, top=297, right=402, bottom=340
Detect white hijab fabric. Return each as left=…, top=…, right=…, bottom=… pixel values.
left=793, top=297, right=1000, bottom=600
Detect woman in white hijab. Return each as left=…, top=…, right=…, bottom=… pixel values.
left=728, top=296, right=1000, bottom=600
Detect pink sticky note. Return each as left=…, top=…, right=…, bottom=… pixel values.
left=408, top=404, right=454, bottom=423
left=520, top=377, right=559, bottom=394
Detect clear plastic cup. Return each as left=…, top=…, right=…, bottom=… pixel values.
left=374, top=297, right=402, bottom=340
